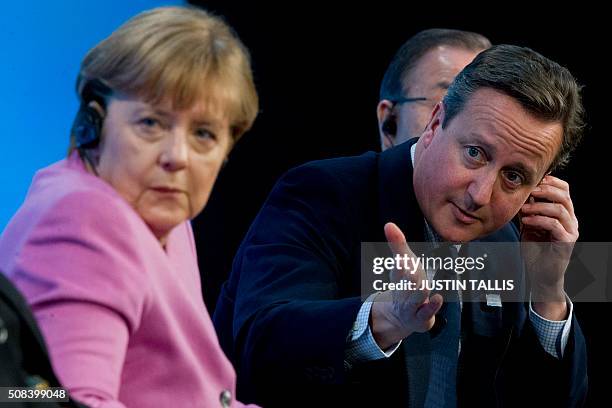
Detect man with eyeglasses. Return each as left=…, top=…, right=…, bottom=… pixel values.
left=377, top=29, right=491, bottom=150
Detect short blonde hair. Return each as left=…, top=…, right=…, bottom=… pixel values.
left=71, top=6, right=258, bottom=150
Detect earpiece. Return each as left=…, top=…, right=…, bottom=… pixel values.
left=71, top=79, right=112, bottom=150
left=382, top=117, right=397, bottom=136
left=72, top=104, right=103, bottom=149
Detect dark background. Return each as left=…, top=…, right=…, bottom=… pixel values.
left=190, top=2, right=609, bottom=405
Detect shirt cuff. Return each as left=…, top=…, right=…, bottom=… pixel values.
left=344, top=293, right=402, bottom=366
left=529, top=292, right=573, bottom=359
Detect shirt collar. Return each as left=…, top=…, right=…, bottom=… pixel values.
left=411, top=141, right=460, bottom=251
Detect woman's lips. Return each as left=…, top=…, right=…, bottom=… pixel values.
left=151, top=186, right=184, bottom=194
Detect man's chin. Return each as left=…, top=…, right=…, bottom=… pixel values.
left=433, top=221, right=483, bottom=243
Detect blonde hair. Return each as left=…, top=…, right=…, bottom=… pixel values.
left=71, top=6, right=258, bottom=150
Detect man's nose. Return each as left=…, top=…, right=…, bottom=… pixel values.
left=466, top=171, right=496, bottom=209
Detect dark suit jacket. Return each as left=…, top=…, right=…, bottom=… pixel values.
left=214, top=139, right=588, bottom=407
left=0, top=272, right=85, bottom=408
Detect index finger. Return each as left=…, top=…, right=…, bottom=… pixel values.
left=533, top=176, right=575, bottom=216
left=384, top=222, right=415, bottom=258
left=384, top=222, right=425, bottom=278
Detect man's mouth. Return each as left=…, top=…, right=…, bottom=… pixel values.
left=450, top=202, right=480, bottom=224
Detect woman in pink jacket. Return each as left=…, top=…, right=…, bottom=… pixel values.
left=0, top=6, right=259, bottom=408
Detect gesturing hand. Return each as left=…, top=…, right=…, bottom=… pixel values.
left=370, top=222, right=444, bottom=350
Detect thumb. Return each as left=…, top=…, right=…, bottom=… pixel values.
left=415, top=293, right=444, bottom=322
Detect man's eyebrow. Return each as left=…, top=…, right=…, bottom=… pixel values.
left=468, top=133, right=537, bottom=182
left=436, top=81, right=452, bottom=90
left=468, top=132, right=496, bottom=157
left=505, top=162, right=536, bottom=184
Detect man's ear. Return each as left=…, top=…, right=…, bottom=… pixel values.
left=420, top=102, right=444, bottom=148
left=377, top=99, right=396, bottom=150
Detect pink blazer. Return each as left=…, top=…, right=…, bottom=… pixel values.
left=0, top=154, right=257, bottom=408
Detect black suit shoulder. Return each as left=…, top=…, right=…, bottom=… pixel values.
left=0, top=273, right=86, bottom=407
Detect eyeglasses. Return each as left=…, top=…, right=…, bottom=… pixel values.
left=391, top=96, right=428, bottom=105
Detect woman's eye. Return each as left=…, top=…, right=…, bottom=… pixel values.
left=195, top=128, right=216, bottom=140
left=139, top=117, right=159, bottom=128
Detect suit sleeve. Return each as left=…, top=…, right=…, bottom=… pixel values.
left=498, top=311, right=587, bottom=406
left=227, top=163, right=364, bottom=403
left=497, top=223, right=588, bottom=406
left=9, top=190, right=151, bottom=408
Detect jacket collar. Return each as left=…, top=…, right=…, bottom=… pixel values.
left=377, top=137, right=425, bottom=243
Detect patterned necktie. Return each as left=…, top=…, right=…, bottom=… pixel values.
left=424, top=243, right=461, bottom=408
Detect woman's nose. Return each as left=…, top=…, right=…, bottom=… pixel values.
left=159, top=131, right=188, bottom=171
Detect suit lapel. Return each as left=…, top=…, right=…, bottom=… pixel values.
left=376, top=139, right=432, bottom=404
left=377, top=138, right=425, bottom=243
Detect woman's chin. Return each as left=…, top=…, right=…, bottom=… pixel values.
left=143, top=211, right=189, bottom=243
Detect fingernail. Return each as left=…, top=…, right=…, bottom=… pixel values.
left=533, top=187, right=541, bottom=192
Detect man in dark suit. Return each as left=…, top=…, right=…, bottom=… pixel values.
left=1, top=272, right=85, bottom=407
left=376, top=28, right=490, bottom=151
left=214, top=44, right=588, bottom=407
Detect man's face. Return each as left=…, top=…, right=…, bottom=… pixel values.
left=393, top=46, right=482, bottom=146
left=413, top=88, right=562, bottom=242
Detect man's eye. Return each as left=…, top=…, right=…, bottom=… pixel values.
left=504, top=171, right=524, bottom=186
left=465, top=146, right=485, bottom=162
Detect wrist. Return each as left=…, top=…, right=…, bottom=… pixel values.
left=370, top=299, right=410, bottom=350
left=531, top=280, right=565, bottom=303
left=531, top=284, right=568, bottom=321
left=532, top=299, right=568, bottom=321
